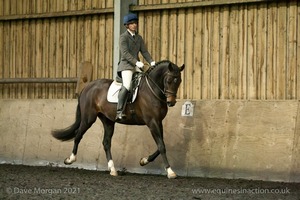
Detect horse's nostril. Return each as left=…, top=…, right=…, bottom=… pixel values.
left=167, top=101, right=175, bottom=107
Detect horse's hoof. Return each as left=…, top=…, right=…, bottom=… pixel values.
left=140, top=157, right=149, bottom=166
left=166, top=167, right=177, bottom=179
left=110, top=171, right=118, bottom=176
left=64, top=158, right=72, bottom=165
left=167, top=172, right=177, bottom=179
left=64, top=157, right=76, bottom=165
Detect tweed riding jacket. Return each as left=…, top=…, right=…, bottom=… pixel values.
left=117, top=30, right=153, bottom=73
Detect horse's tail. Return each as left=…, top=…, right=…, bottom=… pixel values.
left=51, top=102, right=81, bottom=141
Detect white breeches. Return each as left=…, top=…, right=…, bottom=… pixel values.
left=121, top=66, right=142, bottom=90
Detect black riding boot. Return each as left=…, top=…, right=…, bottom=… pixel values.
left=115, top=86, right=129, bottom=121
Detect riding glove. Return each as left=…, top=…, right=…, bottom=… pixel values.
left=136, top=61, right=144, bottom=69
left=151, top=61, right=156, bottom=67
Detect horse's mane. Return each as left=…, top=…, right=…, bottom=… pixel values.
left=156, top=60, right=172, bottom=66
left=147, top=60, right=173, bottom=75
left=152, top=60, right=182, bottom=75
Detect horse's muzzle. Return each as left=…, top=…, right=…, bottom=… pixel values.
left=166, top=96, right=176, bottom=107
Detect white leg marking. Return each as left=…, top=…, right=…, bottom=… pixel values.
left=64, top=153, right=76, bottom=165
left=108, top=160, right=118, bottom=176
left=140, top=157, right=149, bottom=166
left=166, top=167, right=177, bottom=179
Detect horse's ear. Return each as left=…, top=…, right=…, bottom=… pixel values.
left=180, top=64, right=185, bottom=71
left=168, top=62, right=173, bottom=72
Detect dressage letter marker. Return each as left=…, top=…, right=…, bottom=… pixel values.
left=181, top=101, right=194, bottom=116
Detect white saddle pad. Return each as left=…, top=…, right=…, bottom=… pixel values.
left=107, top=80, right=139, bottom=103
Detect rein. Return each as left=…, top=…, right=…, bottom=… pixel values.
left=142, top=66, right=178, bottom=103
left=144, top=73, right=167, bottom=103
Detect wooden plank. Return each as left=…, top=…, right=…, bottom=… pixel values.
left=83, top=16, right=92, bottom=67
left=0, top=0, right=3, bottom=16
left=168, top=9, right=177, bottom=62
left=256, top=4, right=267, bottom=100
left=97, top=15, right=107, bottom=80
left=69, top=17, right=77, bottom=98
left=145, top=11, right=153, bottom=64
left=0, top=0, right=3, bottom=95
left=177, top=8, right=186, bottom=99
left=286, top=1, right=297, bottom=100
left=62, top=3, right=69, bottom=99
left=193, top=8, right=202, bottom=99
left=28, top=19, right=36, bottom=98
left=152, top=9, right=161, bottom=63
left=219, top=6, right=230, bottom=99
left=0, top=19, right=3, bottom=96
left=105, top=14, right=113, bottom=79
left=297, top=1, right=300, bottom=99
left=266, top=2, right=277, bottom=99
left=229, top=5, right=239, bottom=99
left=238, top=4, right=248, bottom=99
left=42, top=19, right=49, bottom=98
left=55, top=18, right=64, bottom=98
left=0, top=8, right=114, bottom=21
left=247, top=4, right=257, bottom=99
left=84, top=0, right=92, bottom=10
left=50, top=0, right=58, bottom=98
left=211, top=7, right=220, bottom=99
left=0, top=78, right=78, bottom=83
left=74, top=20, right=84, bottom=98
left=6, top=22, right=16, bottom=99
left=151, top=0, right=162, bottom=63
left=160, top=10, right=169, bottom=60
left=28, top=16, right=36, bottom=98
left=23, top=0, right=31, bottom=98
left=130, top=0, right=272, bottom=11
left=48, top=18, right=56, bottom=98
left=201, top=7, right=211, bottom=99
left=185, top=8, right=195, bottom=99
left=2, top=0, right=10, bottom=99
left=277, top=2, right=287, bottom=99
left=10, top=0, right=17, bottom=14
left=35, top=17, right=43, bottom=98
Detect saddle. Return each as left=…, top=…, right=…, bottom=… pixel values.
left=107, top=72, right=143, bottom=103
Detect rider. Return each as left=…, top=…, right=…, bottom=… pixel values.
left=116, top=13, right=156, bottom=121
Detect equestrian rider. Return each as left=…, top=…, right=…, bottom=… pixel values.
left=116, top=13, right=156, bottom=121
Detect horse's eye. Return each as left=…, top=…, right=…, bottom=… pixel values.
left=167, top=78, right=172, bottom=83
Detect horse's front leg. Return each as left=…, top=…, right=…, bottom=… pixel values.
left=147, top=121, right=177, bottom=179
left=100, top=116, right=118, bottom=176
left=140, top=150, right=160, bottom=166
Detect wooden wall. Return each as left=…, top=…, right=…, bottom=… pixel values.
left=0, top=0, right=114, bottom=98
left=136, top=0, right=300, bottom=100
left=0, top=0, right=299, bottom=100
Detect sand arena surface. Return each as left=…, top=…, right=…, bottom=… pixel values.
left=0, top=164, right=299, bottom=200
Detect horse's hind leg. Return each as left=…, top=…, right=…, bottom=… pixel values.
left=64, top=114, right=97, bottom=165
left=99, top=115, right=117, bottom=176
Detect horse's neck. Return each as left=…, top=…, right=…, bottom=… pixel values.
left=148, top=65, right=166, bottom=86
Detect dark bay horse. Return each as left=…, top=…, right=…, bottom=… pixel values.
left=51, top=60, right=185, bottom=178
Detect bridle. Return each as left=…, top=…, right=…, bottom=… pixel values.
left=143, top=69, right=179, bottom=103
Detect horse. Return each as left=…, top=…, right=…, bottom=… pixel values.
left=51, top=60, right=185, bottom=179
